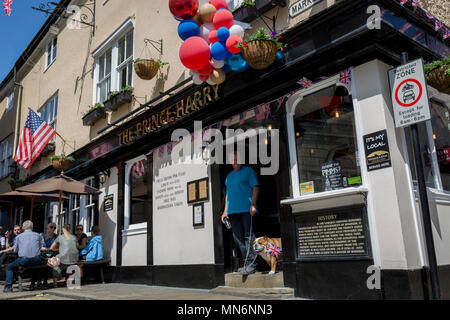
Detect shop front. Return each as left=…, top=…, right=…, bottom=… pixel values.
left=24, top=0, right=450, bottom=299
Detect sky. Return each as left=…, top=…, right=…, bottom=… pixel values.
left=0, top=0, right=49, bottom=81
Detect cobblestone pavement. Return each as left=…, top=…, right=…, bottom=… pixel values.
left=0, top=283, right=254, bottom=300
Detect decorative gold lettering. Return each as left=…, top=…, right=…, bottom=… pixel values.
left=193, top=91, right=203, bottom=110
left=185, top=96, right=193, bottom=114
left=176, top=100, right=185, bottom=119
left=203, top=86, right=213, bottom=105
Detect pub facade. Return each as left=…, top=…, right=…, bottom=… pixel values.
left=6, top=0, right=450, bottom=299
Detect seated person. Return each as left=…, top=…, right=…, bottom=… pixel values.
left=50, top=224, right=79, bottom=288
left=75, top=224, right=88, bottom=251
left=0, top=226, right=5, bottom=251
left=3, top=221, right=42, bottom=293
left=0, top=225, right=22, bottom=265
left=79, top=226, right=103, bottom=262
left=40, top=222, right=57, bottom=258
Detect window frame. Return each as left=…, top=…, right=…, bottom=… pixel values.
left=6, top=90, right=14, bottom=112
left=92, top=19, right=134, bottom=105
left=285, top=73, right=369, bottom=199
left=45, top=36, right=57, bottom=70
left=0, top=136, right=13, bottom=179
left=38, top=93, right=58, bottom=141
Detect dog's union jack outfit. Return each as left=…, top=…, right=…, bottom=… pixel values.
left=265, top=243, right=282, bottom=259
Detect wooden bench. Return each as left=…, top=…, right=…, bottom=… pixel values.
left=17, top=259, right=110, bottom=292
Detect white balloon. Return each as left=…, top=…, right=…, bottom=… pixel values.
left=229, top=24, right=245, bottom=38
left=200, top=23, right=215, bottom=43
left=212, top=59, right=225, bottom=68
left=199, top=0, right=209, bottom=5
left=206, top=77, right=215, bottom=85
left=193, top=73, right=203, bottom=85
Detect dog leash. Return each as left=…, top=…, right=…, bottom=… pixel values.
left=242, top=215, right=258, bottom=272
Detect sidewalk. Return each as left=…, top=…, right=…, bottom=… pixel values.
left=0, top=283, right=255, bottom=300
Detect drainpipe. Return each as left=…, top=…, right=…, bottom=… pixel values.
left=13, top=66, right=24, bottom=166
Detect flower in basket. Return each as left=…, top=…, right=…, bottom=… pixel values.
left=50, top=154, right=75, bottom=163
left=241, top=0, right=256, bottom=8
left=424, top=55, right=450, bottom=79
left=83, top=103, right=103, bottom=117
left=236, top=27, right=283, bottom=51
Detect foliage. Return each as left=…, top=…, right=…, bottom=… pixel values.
left=236, top=27, right=283, bottom=50
left=103, top=86, right=134, bottom=104
left=7, top=179, right=25, bottom=186
left=241, top=0, right=256, bottom=8
left=133, top=58, right=169, bottom=69
left=82, top=103, right=103, bottom=117
left=424, top=56, right=450, bottom=78
left=50, top=154, right=75, bottom=162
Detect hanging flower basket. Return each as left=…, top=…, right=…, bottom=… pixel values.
left=426, top=65, right=450, bottom=95
left=50, top=155, right=75, bottom=172
left=134, top=59, right=160, bottom=80
left=242, top=40, right=278, bottom=70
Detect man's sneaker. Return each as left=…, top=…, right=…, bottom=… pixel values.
left=240, top=265, right=256, bottom=275
left=3, top=286, right=12, bottom=293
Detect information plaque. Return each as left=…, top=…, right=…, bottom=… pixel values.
left=295, top=205, right=371, bottom=260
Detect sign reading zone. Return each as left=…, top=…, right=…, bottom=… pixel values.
left=388, top=59, right=431, bottom=128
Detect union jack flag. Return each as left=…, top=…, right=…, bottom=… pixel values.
left=265, top=242, right=282, bottom=259
left=15, top=109, right=56, bottom=170
left=3, top=0, right=12, bottom=16
left=424, top=10, right=434, bottom=20
left=275, top=96, right=285, bottom=112
left=239, top=112, right=247, bottom=125
left=166, top=142, right=173, bottom=155
left=158, top=146, right=165, bottom=158
left=411, top=0, right=419, bottom=10
left=399, top=0, right=408, bottom=6
left=339, top=68, right=352, bottom=85
left=443, top=28, right=450, bottom=40
left=254, top=104, right=267, bottom=121
left=131, top=160, right=146, bottom=179
left=146, top=148, right=154, bottom=157
left=435, top=20, right=443, bottom=31
left=297, top=77, right=312, bottom=88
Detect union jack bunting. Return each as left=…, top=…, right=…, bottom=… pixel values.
left=15, top=109, right=56, bottom=170
left=400, top=22, right=412, bottom=33
left=3, top=0, right=12, bottom=16
left=146, top=148, right=154, bottom=157
left=435, top=20, right=443, bottom=31
left=444, top=28, right=450, bottom=40
left=339, top=68, right=352, bottom=85
left=265, top=242, right=282, bottom=259
left=166, top=142, right=173, bottom=155
left=239, top=112, right=247, bottom=125
left=399, top=0, right=408, bottom=6
left=275, top=96, right=285, bottom=112
left=411, top=0, right=419, bottom=9
left=424, top=10, right=434, bottom=20
left=254, top=104, right=267, bottom=121
left=131, top=160, right=145, bottom=179
left=297, top=77, right=312, bottom=88
left=158, top=146, right=165, bottom=158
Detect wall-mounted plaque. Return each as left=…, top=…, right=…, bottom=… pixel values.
left=187, top=178, right=209, bottom=205
left=295, top=205, right=371, bottom=261
left=193, top=203, right=204, bottom=227
left=187, top=182, right=197, bottom=204
left=104, top=194, right=114, bottom=212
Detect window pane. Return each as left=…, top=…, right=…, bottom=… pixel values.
left=52, top=38, right=57, bottom=60
left=119, top=67, right=127, bottom=89
left=430, top=101, right=450, bottom=190
left=130, top=158, right=152, bottom=225
left=105, top=49, right=112, bottom=76
left=53, top=95, right=58, bottom=119
left=294, top=85, right=362, bottom=193
left=99, top=55, right=105, bottom=80
left=118, top=37, right=125, bottom=65
left=126, top=31, right=133, bottom=59
left=127, top=62, right=133, bottom=86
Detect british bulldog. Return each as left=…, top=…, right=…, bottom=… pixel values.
left=253, top=236, right=283, bottom=274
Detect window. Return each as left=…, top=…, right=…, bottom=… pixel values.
left=94, top=27, right=133, bottom=103
left=85, top=178, right=97, bottom=232
left=39, top=94, right=58, bottom=130
left=46, top=37, right=57, bottom=68
left=6, top=91, right=14, bottom=111
left=71, top=194, right=81, bottom=226
left=293, top=85, right=362, bottom=194
left=227, top=0, right=244, bottom=11
left=128, top=157, right=152, bottom=226
left=0, top=136, right=13, bottom=179
left=406, top=100, right=450, bottom=191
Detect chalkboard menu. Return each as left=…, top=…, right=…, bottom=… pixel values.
left=295, top=205, right=371, bottom=260
left=321, top=161, right=343, bottom=190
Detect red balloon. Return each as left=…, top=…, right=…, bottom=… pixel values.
left=169, top=0, right=199, bottom=19
left=209, top=0, right=228, bottom=10
left=199, top=74, right=209, bottom=81
left=198, top=61, right=213, bottom=75
left=213, top=9, right=233, bottom=30
left=226, top=35, right=242, bottom=54
left=179, top=36, right=211, bottom=70
left=208, top=30, right=219, bottom=44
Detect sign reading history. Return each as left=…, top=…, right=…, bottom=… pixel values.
left=296, top=206, right=370, bottom=260
left=363, top=129, right=392, bottom=171
left=388, top=58, right=431, bottom=128
left=118, top=84, right=219, bottom=145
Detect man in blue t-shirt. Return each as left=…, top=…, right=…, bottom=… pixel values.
left=221, top=151, right=259, bottom=275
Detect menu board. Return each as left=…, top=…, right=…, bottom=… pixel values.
left=296, top=205, right=371, bottom=260
left=186, top=178, right=209, bottom=204
left=321, top=161, right=343, bottom=190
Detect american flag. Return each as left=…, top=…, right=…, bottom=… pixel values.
left=131, top=160, right=145, bottom=179
left=15, top=109, right=56, bottom=170
left=297, top=77, right=312, bottom=88
left=265, top=242, right=282, bottom=259
left=339, top=68, right=352, bottom=85
left=399, top=0, right=408, bottom=6
left=3, top=0, right=12, bottom=16
left=435, top=20, right=443, bottom=31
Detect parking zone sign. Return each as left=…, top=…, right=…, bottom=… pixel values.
left=388, top=59, right=431, bottom=128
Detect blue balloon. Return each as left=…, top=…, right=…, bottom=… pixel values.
left=177, top=19, right=200, bottom=40
left=276, top=51, right=285, bottom=61
left=216, top=27, right=230, bottom=42
left=226, top=54, right=249, bottom=72
left=211, top=41, right=229, bottom=61
left=222, top=64, right=230, bottom=73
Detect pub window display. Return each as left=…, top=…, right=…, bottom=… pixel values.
left=129, top=158, right=152, bottom=225
left=293, top=85, right=361, bottom=194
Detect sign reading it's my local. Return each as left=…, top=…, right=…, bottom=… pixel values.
left=388, top=59, right=431, bottom=128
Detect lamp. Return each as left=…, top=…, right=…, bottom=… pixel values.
left=99, top=169, right=111, bottom=186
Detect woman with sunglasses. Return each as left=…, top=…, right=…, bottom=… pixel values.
left=41, top=223, right=57, bottom=258
left=75, top=225, right=87, bottom=252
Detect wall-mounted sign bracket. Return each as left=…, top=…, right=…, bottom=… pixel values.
left=144, top=39, right=163, bottom=56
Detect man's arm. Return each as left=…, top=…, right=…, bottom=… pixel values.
left=221, top=195, right=228, bottom=223
left=250, top=186, right=259, bottom=216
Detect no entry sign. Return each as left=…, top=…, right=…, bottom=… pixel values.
left=388, top=59, right=431, bottom=128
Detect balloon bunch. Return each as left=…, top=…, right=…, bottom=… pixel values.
left=170, top=0, right=249, bottom=85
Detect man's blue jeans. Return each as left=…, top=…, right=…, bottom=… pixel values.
left=229, top=212, right=257, bottom=268
left=5, top=256, right=42, bottom=287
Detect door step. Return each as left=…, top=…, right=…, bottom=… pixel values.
left=210, top=286, right=295, bottom=299
left=225, top=271, right=284, bottom=288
